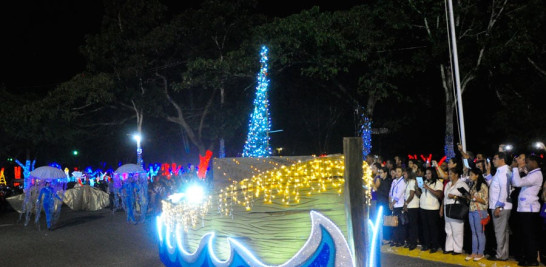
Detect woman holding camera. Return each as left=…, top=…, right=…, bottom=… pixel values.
left=419, top=167, right=444, bottom=253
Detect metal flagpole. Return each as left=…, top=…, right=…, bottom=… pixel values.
left=446, top=0, right=467, bottom=151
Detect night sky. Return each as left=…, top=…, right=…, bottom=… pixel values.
left=0, top=0, right=529, bottom=168
left=0, top=0, right=364, bottom=93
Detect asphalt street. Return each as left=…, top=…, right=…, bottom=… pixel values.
left=0, top=206, right=457, bottom=267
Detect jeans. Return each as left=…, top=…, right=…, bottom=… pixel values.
left=469, top=210, right=486, bottom=255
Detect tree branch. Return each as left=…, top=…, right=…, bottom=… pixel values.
left=528, top=57, right=546, bottom=77
left=156, top=72, right=202, bottom=151
left=198, top=88, right=217, bottom=141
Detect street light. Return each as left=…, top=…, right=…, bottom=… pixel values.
left=534, top=142, right=545, bottom=150
left=133, top=133, right=143, bottom=167
left=73, top=150, right=79, bottom=156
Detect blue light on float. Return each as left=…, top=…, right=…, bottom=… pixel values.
left=367, top=205, right=383, bottom=267
left=157, top=215, right=164, bottom=242
left=157, top=210, right=353, bottom=267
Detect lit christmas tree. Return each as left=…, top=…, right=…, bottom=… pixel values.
left=242, top=46, right=272, bottom=157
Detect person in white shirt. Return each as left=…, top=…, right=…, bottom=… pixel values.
left=443, top=167, right=470, bottom=255
left=403, top=168, right=420, bottom=250
left=418, top=167, right=443, bottom=253
left=485, top=152, right=512, bottom=261
left=389, top=167, right=406, bottom=247
left=511, top=154, right=542, bottom=266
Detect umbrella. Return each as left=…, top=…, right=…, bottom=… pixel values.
left=115, top=163, right=145, bottom=174
left=30, top=166, right=67, bottom=180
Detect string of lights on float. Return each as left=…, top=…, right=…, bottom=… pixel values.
left=218, top=155, right=372, bottom=216
left=161, top=184, right=212, bottom=232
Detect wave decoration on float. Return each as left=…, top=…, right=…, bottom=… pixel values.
left=157, top=210, right=353, bottom=267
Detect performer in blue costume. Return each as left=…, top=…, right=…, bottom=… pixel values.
left=136, top=174, right=148, bottom=223
left=36, top=182, right=63, bottom=230
left=122, top=179, right=136, bottom=224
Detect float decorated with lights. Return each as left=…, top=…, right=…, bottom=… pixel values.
left=157, top=154, right=381, bottom=267
left=156, top=46, right=381, bottom=267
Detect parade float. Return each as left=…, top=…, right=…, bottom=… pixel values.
left=157, top=154, right=380, bottom=266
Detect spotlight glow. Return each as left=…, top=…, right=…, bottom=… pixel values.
left=133, top=134, right=142, bottom=144
left=167, top=193, right=185, bottom=203
left=185, top=184, right=205, bottom=204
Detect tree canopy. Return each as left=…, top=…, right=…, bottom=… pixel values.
left=1, top=0, right=545, bottom=166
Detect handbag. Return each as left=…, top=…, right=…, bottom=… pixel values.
left=475, top=203, right=490, bottom=231
left=480, top=212, right=490, bottom=231
left=445, top=198, right=469, bottom=220
left=383, top=212, right=399, bottom=227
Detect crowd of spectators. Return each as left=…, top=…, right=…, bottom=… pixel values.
left=369, top=144, right=546, bottom=266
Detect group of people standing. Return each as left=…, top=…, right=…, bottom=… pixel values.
left=370, top=148, right=546, bottom=266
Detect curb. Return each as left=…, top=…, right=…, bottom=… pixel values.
left=381, top=245, right=527, bottom=267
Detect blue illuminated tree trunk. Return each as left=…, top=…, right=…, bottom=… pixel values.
left=361, top=116, right=372, bottom=158
left=242, top=46, right=272, bottom=158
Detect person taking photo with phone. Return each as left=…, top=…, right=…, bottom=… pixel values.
left=511, top=154, right=542, bottom=266
left=485, top=152, right=512, bottom=261
left=419, top=167, right=444, bottom=253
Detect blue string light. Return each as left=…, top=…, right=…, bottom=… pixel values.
left=444, top=134, right=455, bottom=160
left=242, top=46, right=272, bottom=158
left=219, top=138, right=225, bottom=158
left=360, top=115, right=372, bottom=158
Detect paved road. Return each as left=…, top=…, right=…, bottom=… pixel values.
left=0, top=207, right=457, bottom=267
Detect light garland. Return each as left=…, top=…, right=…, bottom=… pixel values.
left=161, top=195, right=212, bottom=232
left=242, top=46, right=272, bottom=158
left=360, top=116, right=372, bottom=157
left=218, top=155, right=372, bottom=216
left=444, top=134, right=455, bottom=160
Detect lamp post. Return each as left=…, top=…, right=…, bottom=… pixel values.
left=72, top=149, right=79, bottom=169
left=446, top=0, right=467, bottom=152
left=133, top=134, right=143, bottom=167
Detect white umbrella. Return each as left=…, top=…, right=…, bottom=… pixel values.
left=30, top=166, right=68, bottom=180
left=115, top=163, right=145, bottom=174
